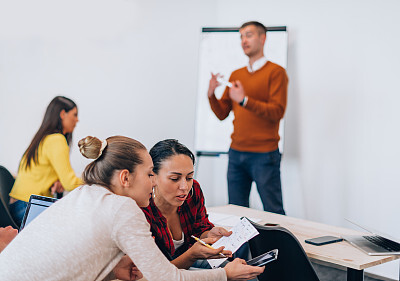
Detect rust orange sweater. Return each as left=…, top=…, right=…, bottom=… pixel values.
left=209, top=61, right=288, bottom=152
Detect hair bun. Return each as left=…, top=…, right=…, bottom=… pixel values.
left=78, top=136, right=103, bottom=159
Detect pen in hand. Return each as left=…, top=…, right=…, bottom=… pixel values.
left=191, top=235, right=227, bottom=258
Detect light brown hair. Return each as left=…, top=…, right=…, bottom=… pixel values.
left=78, top=136, right=146, bottom=188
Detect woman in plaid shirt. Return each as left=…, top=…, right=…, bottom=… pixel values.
left=142, top=139, right=233, bottom=269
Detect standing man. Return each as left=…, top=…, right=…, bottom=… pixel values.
left=208, top=21, right=288, bottom=214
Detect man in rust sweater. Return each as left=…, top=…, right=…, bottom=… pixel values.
left=208, top=21, right=288, bottom=215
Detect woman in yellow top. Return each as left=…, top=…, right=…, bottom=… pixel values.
left=9, top=96, right=82, bottom=226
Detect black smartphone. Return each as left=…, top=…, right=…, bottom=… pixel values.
left=246, top=249, right=278, bottom=267
left=305, top=236, right=343, bottom=246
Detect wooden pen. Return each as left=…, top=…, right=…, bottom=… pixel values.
left=191, top=235, right=226, bottom=258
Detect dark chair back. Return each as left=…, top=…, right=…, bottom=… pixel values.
left=248, top=219, right=320, bottom=281
left=0, top=166, right=18, bottom=228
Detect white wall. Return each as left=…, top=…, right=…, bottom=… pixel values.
left=1, top=0, right=400, bottom=279
left=0, top=0, right=216, bottom=171
left=211, top=0, right=400, bottom=278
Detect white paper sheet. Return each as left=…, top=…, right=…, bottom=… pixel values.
left=207, top=217, right=259, bottom=268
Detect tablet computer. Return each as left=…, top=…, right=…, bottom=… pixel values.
left=246, top=249, right=278, bottom=267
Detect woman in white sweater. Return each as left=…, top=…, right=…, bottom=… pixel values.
left=0, top=136, right=263, bottom=281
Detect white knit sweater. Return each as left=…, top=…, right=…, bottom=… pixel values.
left=0, top=185, right=226, bottom=281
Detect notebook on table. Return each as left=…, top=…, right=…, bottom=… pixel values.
left=19, top=195, right=57, bottom=231
left=342, top=219, right=400, bottom=256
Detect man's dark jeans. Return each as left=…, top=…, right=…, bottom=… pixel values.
left=227, top=148, right=285, bottom=215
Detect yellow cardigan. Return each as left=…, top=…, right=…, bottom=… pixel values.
left=10, top=133, right=82, bottom=202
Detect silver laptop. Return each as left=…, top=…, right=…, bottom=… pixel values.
left=19, top=195, right=57, bottom=231
left=342, top=219, right=400, bottom=256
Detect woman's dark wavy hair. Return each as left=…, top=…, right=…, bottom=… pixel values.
left=149, top=139, right=195, bottom=174
left=21, top=96, right=77, bottom=170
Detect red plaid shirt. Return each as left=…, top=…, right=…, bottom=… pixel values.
left=141, top=180, right=214, bottom=260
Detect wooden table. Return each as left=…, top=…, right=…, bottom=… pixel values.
left=208, top=205, right=399, bottom=281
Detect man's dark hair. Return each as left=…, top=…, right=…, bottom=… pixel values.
left=240, top=21, right=267, bottom=35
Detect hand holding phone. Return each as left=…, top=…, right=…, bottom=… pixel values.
left=305, top=236, right=343, bottom=246
left=246, top=249, right=278, bottom=267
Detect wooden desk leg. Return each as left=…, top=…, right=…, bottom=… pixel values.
left=347, top=268, right=364, bottom=281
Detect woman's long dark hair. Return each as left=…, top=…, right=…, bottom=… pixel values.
left=22, top=96, right=77, bottom=170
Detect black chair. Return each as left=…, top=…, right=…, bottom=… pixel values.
left=0, top=165, right=18, bottom=228
left=247, top=219, right=320, bottom=281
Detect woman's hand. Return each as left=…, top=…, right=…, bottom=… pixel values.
left=113, top=255, right=143, bottom=281
left=224, top=258, right=265, bottom=281
left=50, top=180, right=64, bottom=194
left=171, top=237, right=232, bottom=269
left=188, top=237, right=232, bottom=260
left=0, top=226, right=18, bottom=252
left=206, top=227, right=232, bottom=240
